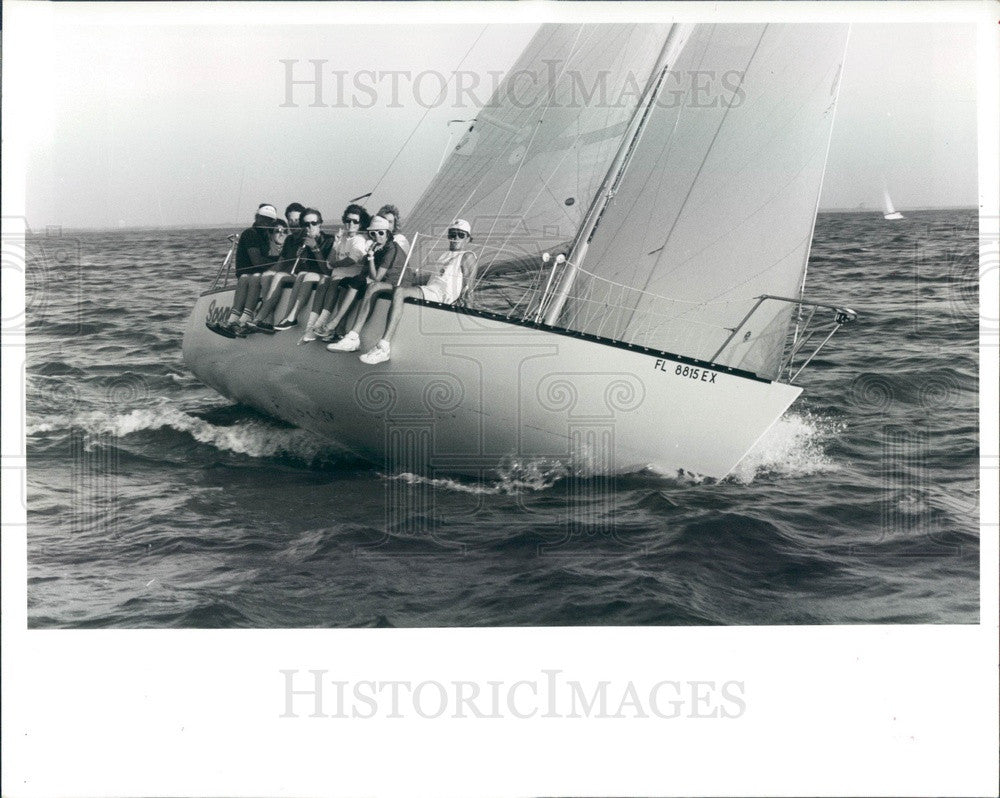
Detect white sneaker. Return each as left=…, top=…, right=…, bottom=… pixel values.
left=327, top=330, right=360, bottom=352
left=299, top=327, right=318, bottom=344
left=359, top=341, right=391, bottom=364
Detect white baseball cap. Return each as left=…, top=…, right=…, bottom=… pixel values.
left=368, top=215, right=394, bottom=232
left=448, top=219, right=472, bottom=235
left=256, top=204, right=278, bottom=220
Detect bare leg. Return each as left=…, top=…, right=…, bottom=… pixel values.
left=241, top=276, right=263, bottom=320
left=324, top=286, right=360, bottom=331
left=313, top=282, right=345, bottom=334
left=346, top=281, right=393, bottom=335
left=382, top=286, right=424, bottom=343
left=280, top=275, right=317, bottom=324
left=227, top=274, right=255, bottom=323
left=358, top=286, right=423, bottom=363
left=258, top=272, right=276, bottom=301
left=254, top=274, right=294, bottom=322
left=327, top=283, right=393, bottom=352
left=311, top=278, right=332, bottom=314
left=303, top=279, right=333, bottom=333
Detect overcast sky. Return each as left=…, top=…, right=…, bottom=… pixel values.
left=9, top=4, right=985, bottom=230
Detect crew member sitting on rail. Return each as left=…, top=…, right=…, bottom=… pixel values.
left=376, top=204, right=410, bottom=255
left=298, top=203, right=371, bottom=339
left=304, top=215, right=402, bottom=343
left=285, top=202, right=305, bottom=230
left=209, top=204, right=283, bottom=337
left=264, top=207, right=336, bottom=331
left=223, top=218, right=291, bottom=337
left=337, top=219, right=476, bottom=364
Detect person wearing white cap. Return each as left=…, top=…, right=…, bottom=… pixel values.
left=208, top=204, right=285, bottom=337
left=350, top=219, right=477, bottom=365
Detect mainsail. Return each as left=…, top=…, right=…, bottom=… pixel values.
left=406, top=23, right=672, bottom=270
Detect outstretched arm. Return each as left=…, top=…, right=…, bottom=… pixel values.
left=458, top=252, right=478, bottom=305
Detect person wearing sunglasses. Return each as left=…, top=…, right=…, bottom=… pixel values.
left=375, top=203, right=410, bottom=255
left=297, top=203, right=372, bottom=337
left=209, top=204, right=283, bottom=337
left=304, top=215, right=403, bottom=343
left=347, top=219, right=477, bottom=365
left=271, top=207, right=338, bottom=331
left=217, top=218, right=291, bottom=337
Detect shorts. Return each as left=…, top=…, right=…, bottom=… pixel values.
left=339, top=274, right=369, bottom=292
left=420, top=284, right=458, bottom=304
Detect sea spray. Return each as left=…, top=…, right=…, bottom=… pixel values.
left=727, top=411, right=843, bottom=485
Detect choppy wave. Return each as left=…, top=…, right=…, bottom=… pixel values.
left=24, top=212, right=981, bottom=627
left=27, top=403, right=349, bottom=464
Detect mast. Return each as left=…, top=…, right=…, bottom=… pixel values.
left=543, top=23, right=693, bottom=326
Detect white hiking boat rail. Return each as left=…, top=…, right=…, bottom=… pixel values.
left=183, top=23, right=858, bottom=480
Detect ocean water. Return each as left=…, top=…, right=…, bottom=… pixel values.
left=24, top=210, right=980, bottom=627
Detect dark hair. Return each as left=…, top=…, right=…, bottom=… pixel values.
left=285, top=202, right=305, bottom=217
left=342, top=203, right=371, bottom=229
left=270, top=218, right=289, bottom=232
left=377, top=204, right=402, bottom=231
left=300, top=207, right=323, bottom=224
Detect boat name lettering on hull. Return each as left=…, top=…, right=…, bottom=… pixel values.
left=205, top=299, right=232, bottom=326
left=654, top=358, right=717, bottom=384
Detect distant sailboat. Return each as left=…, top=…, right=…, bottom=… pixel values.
left=882, top=187, right=905, bottom=220
left=183, top=23, right=858, bottom=480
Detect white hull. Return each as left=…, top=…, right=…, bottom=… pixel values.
left=182, top=288, right=802, bottom=480
left=883, top=212, right=904, bottom=221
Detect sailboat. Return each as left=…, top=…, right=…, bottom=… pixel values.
left=882, top=186, right=905, bottom=220
left=183, top=23, right=857, bottom=480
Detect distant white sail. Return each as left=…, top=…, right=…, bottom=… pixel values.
left=882, top=187, right=904, bottom=220
left=407, top=24, right=672, bottom=268
left=555, top=24, right=850, bottom=379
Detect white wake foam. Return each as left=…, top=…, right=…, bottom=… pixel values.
left=392, top=458, right=569, bottom=496
left=27, top=404, right=342, bottom=462
left=727, top=411, right=842, bottom=484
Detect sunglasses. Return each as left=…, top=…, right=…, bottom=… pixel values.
left=344, top=217, right=361, bottom=225
left=368, top=230, right=388, bottom=238
left=302, top=219, right=321, bottom=227
left=447, top=230, right=468, bottom=240
left=273, top=228, right=290, bottom=235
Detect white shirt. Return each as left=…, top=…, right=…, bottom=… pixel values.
left=333, top=230, right=369, bottom=263
left=424, top=250, right=475, bottom=305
